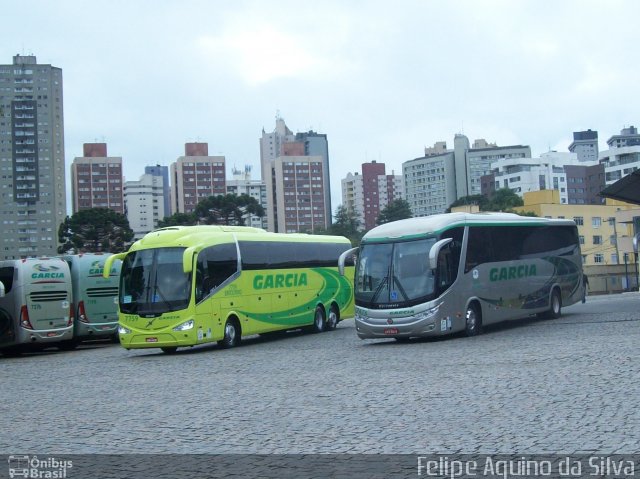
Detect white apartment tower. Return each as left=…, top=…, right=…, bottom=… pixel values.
left=226, top=165, right=267, bottom=229
left=124, top=172, right=166, bottom=239
left=0, top=54, right=67, bottom=258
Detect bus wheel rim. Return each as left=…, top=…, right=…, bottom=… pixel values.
left=466, top=309, right=476, bottom=330
left=226, top=323, right=236, bottom=343
left=328, top=309, right=337, bottom=328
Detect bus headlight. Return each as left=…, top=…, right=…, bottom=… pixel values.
left=414, top=305, right=440, bottom=321
left=118, top=325, right=131, bottom=334
left=172, top=319, right=194, bottom=332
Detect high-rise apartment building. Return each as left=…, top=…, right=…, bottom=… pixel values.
left=341, top=161, right=404, bottom=231
left=568, top=129, right=599, bottom=162
left=71, top=143, right=124, bottom=214
left=599, top=125, right=640, bottom=185
left=170, top=143, right=226, bottom=214
left=259, top=116, right=331, bottom=232
left=404, top=135, right=530, bottom=216
left=0, top=54, right=66, bottom=258
left=226, top=166, right=267, bottom=229
left=145, top=164, right=170, bottom=217
left=272, top=155, right=327, bottom=233
left=124, top=172, right=166, bottom=239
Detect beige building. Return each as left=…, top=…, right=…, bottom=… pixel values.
left=513, top=190, right=640, bottom=293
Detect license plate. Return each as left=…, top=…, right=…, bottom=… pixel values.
left=383, top=328, right=399, bottom=335
left=145, top=337, right=158, bottom=343
left=46, top=332, right=57, bottom=337
left=101, top=325, right=111, bottom=330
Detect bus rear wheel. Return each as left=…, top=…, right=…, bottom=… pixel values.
left=465, top=303, right=483, bottom=337
left=548, top=289, right=562, bottom=319
left=310, top=306, right=326, bottom=333
left=326, top=305, right=339, bottom=331
left=219, top=319, right=240, bottom=348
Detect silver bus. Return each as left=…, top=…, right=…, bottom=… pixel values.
left=0, top=258, right=73, bottom=355
left=63, top=253, right=122, bottom=347
left=339, top=212, right=584, bottom=340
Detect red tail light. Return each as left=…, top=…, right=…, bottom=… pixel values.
left=77, top=301, right=88, bottom=323
left=20, top=305, right=34, bottom=329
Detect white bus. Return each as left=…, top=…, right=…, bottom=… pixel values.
left=63, top=253, right=122, bottom=347
left=0, top=258, right=73, bottom=355
left=339, top=212, right=584, bottom=340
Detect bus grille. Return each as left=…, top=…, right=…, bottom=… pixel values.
left=30, top=291, right=69, bottom=302
left=86, top=287, right=119, bottom=298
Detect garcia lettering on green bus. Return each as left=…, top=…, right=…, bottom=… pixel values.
left=253, top=272, right=308, bottom=289
left=489, top=264, right=537, bottom=282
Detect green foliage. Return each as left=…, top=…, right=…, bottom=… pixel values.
left=377, top=199, right=413, bottom=225
left=57, top=208, right=134, bottom=254
left=328, top=205, right=363, bottom=245
left=194, top=194, right=265, bottom=226
left=157, top=212, right=197, bottom=228
left=447, top=188, right=525, bottom=213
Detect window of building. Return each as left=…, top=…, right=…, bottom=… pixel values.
left=593, top=235, right=602, bottom=245
left=574, top=216, right=583, bottom=226
left=594, top=254, right=604, bottom=263
left=592, top=217, right=601, bottom=228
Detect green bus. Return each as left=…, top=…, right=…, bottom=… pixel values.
left=104, top=225, right=354, bottom=353
left=339, top=212, right=583, bottom=340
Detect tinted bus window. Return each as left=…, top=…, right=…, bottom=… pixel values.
left=196, top=243, right=238, bottom=302
left=0, top=267, right=14, bottom=293
left=240, top=241, right=348, bottom=270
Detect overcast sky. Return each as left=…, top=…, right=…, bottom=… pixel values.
left=3, top=0, right=639, bottom=216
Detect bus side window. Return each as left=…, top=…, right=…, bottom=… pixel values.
left=0, top=267, right=15, bottom=294
left=465, top=227, right=493, bottom=272
left=198, top=244, right=238, bottom=300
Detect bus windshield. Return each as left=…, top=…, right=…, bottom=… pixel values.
left=119, top=247, right=191, bottom=315
left=355, top=238, right=437, bottom=307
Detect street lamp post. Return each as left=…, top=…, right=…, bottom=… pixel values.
left=634, top=234, right=640, bottom=291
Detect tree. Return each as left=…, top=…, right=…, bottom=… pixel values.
left=329, top=205, right=363, bottom=245
left=486, top=188, right=524, bottom=211
left=446, top=194, right=489, bottom=212
left=157, top=212, right=197, bottom=228
left=377, top=199, right=413, bottom=225
left=58, top=208, right=134, bottom=254
left=446, top=188, right=525, bottom=213
left=194, top=194, right=265, bottom=226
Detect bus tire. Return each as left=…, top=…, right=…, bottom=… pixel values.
left=465, top=302, right=482, bottom=337
left=310, top=306, right=326, bottom=333
left=219, top=318, right=240, bottom=348
left=548, top=288, right=562, bottom=319
left=161, top=347, right=178, bottom=354
left=326, top=304, right=339, bottom=331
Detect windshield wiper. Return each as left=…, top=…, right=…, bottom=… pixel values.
left=371, top=276, right=389, bottom=303
left=392, top=275, right=409, bottom=300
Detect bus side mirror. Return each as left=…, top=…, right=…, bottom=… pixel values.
left=0, top=281, right=4, bottom=298
left=183, top=247, right=196, bottom=274
left=338, top=247, right=359, bottom=276
left=429, top=238, right=452, bottom=271
left=103, top=253, right=126, bottom=278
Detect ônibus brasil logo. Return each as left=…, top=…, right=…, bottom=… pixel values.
left=7, top=455, right=73, bottom=478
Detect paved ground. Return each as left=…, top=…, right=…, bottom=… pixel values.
left=1, top=293, right=639, bottom=456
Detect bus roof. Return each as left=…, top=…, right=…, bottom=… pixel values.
left=362, top=212, right=576, bottom=243
left=128, top=225, right=351, bottom=252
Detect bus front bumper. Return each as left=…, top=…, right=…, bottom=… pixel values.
left=354, top=306, right=454, bottom=339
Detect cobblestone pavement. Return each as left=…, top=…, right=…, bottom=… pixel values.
left=1, top=294, right=638, bottom=455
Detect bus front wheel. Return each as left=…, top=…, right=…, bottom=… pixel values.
left=465, top=303, right=483, bottom=337
left=219, top=319, right=240, bottom=348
